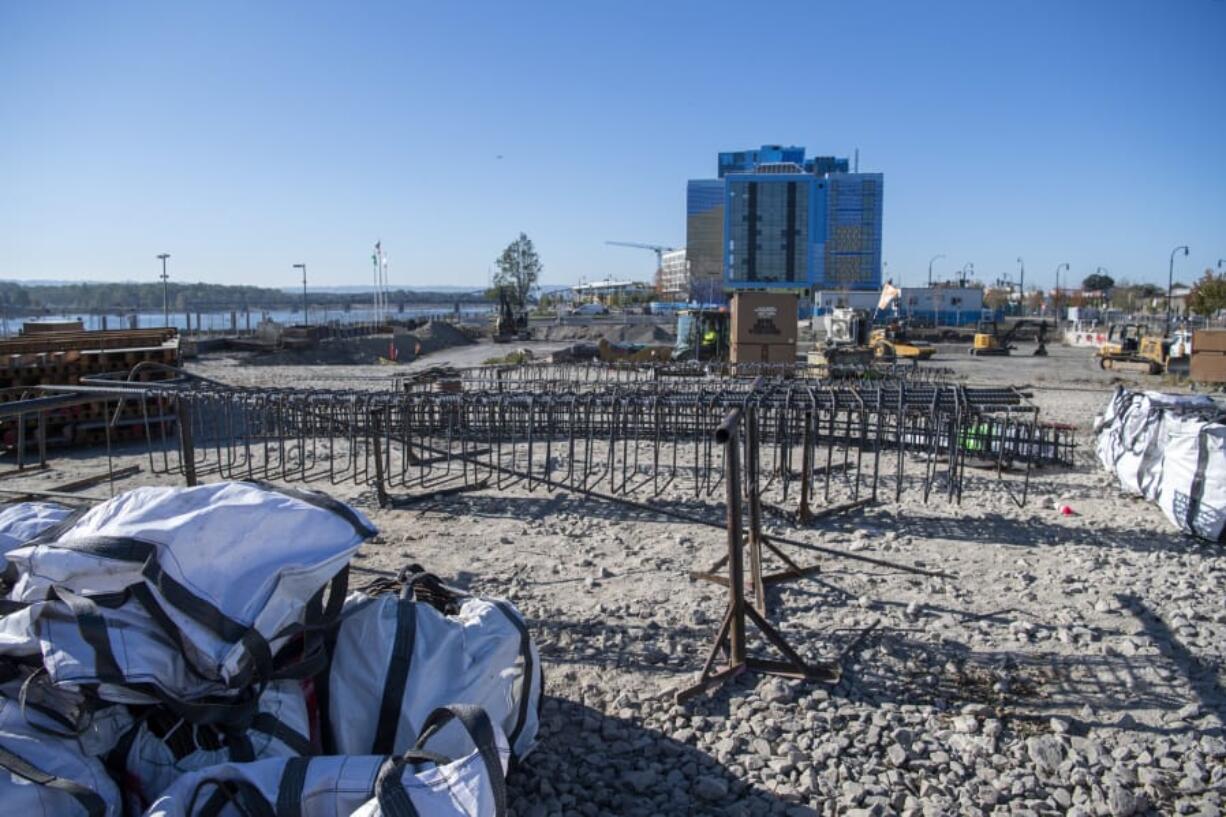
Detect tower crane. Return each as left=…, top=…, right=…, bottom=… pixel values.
left=605, top=241, right=676, bottom=270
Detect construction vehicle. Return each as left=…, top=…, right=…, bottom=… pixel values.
left=969, top=319, right=1050, bottom=356
left=808, top=307, right=874, bottom=368
left=672, top=307, right=730, bottom=363
left=1097, top=323, right=1191, bottom=375
left=491, top=286, right=530, bottom=343
left=870, top=322, right=936, bottom=361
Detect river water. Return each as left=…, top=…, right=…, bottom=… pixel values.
left=2, top=304, right=494, bottom=335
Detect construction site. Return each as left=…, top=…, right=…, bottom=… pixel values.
left=0, top=307, right=1221, bottom=817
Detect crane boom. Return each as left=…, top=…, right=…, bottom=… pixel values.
left=605, top=241, right=676, bottom=252
left=605, top=241, right=677, bottom=272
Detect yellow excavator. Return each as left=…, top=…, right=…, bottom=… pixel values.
left=1097, top=324, right=1190, bottom=375
left=969, top=319, right=1050, bottom=356
left=870, top=322, right=936, bottom=361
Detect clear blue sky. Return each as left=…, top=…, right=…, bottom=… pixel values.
left=2, top=0, right=1224, bottom=292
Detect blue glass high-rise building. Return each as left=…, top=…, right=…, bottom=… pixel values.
left=686, top=145, right=881, bottom=297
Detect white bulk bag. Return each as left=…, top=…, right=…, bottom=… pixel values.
left=143, top=705, right=510, bottom=817
left=0, top=693, right=123, bottom=817
left=0, top=501, right=73, bottom=544
left=326, top=572, right=540, bottom=760
left=0, top=665, right=133, bottom=758
left=118, top=680, right=311, bottom=809
left=1157, top=414, right=1226, bottom=542
left=34, top=587, right=246, bottom=705
left=1116, top=393, right=1218, bottom=499
left=7, top=481, right=374, bottom=686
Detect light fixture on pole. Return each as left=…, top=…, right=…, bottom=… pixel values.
left=960, top=262, right=973, bottom=287
left=293, top=264, right=308, bottom=325
left=1167, top=246, right=1189, bottom=327
left=156, top=253, right=171, bottom=328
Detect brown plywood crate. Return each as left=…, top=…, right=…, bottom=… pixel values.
left=730, top=341, right=797, bottom=365
left=731, top=292, right=798, bottom=345
left=1193, top=330, right=1226, bottom=354
left=1190, top=351, right=1226, bottom=383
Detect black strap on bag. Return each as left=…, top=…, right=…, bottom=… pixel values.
left=50, top=587, right=266, bottom=732
left=1186, top=424, right=1213, bottom=538
left=273, top=756, right=311, bottom=817
left=0, top=743, right=109, bottom=817
left=191, top=777, right=277, bottom=817
left=373, top=704, right=508, bottom=817
left=370, top=597, right=416, bottom=755
left=250, top=713, right=312, bottom=757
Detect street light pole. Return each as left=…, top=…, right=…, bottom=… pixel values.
left=156, top=253, right=171, bottom=328
left=960, top=262, right=973, bottom=287
left=1016, top=257, right=1025, bottom=314
left=1167, top=245, right=1189, bottom=328
left=1054, top=262, right=1069, bottom=320
left=927, top=254, right=944, bottom=288
left=293, top=263, right=307, bottom=325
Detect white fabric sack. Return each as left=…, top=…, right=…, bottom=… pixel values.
left=34, top=588, right=242, bottom=704
left=0, top=665, right=134, bottom=758
left=327, top=575, right=541, bottom=760
left=1118, top=392, right=1218, bottom=499
left=1156, top=414, right=1226, bottom=542
left=7, top=481, right=374, bottom=686
left=119, top=680, right=311, bottom=809
left=143, top=705, right=510, bottom=817
left=0, top=501, right=73, bottom=574
left=0, top=692, right=124, bottom=817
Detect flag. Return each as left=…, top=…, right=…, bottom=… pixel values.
left=877, top=283, right=901, bottom=311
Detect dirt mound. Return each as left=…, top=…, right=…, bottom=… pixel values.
left=407, top=320, right=475, bottom=355
left=538, top=322, right=675, bottom=345
left=241, top=321, right=475, bottom=366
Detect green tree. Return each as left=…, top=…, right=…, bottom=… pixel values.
left=1082, top=273, right=1114, bottom=293
left=494, top=233, right=542, bottom=312
left=984, top=289, right=1011, bottom=310
left=1186, top=270, right=1226, bottom=317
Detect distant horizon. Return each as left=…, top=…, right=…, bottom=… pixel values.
left=3, top=1, right=1223, bottom=290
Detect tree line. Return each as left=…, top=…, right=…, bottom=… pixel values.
left=0, top=281, right=491, bottom=313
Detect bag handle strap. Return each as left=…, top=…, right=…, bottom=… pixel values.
left=0, top=744, right=108, bottom=817
left=416, top=704, right=508, bottom=816
left=372, top=705, right=509, bottom=817
left=190, top=777, right=277, bottom=817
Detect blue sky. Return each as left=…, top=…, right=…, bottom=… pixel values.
left=2, top=0, right=1224, bottom=291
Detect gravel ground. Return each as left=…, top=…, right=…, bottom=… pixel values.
left=10, top=342, right=1224, bottom=816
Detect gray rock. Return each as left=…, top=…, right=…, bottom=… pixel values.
left=623, top=769, right=657, bottom=793
left=1106, top=782, right=1140, bottom=816
left=694, top=776, right=728, bottom=801
left=952, top=715, right=979, bottom=734
left=1026, top=735, right=1064, bottom=775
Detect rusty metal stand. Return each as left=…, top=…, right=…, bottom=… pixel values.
left=691, top=403, right=835, bottom=616
left=676, top=409, right=838, bottom=704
